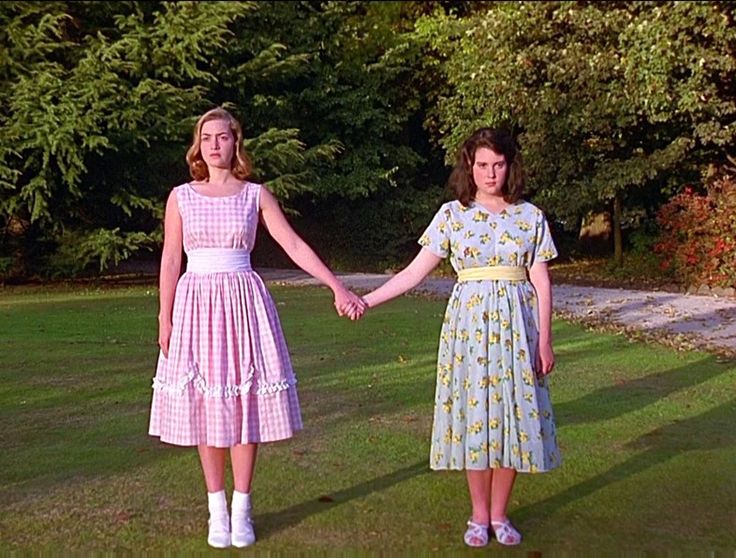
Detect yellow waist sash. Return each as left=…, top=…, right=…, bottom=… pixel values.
left=457, top=265, right=527, bottom=282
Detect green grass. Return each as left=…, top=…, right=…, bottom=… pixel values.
left=1, top=284, right=735, bottom=553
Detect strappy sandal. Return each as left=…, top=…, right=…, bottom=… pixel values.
left=463, top=519, right=489, bottom=547
left=491, top=518, right=522, bottom=546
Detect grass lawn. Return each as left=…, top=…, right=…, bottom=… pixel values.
left=0, top=283, right=735, bottom=553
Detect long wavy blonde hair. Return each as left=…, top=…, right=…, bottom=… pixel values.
left=185, top=107, right=252, bottom=181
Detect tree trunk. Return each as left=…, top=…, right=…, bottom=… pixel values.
left=613, top=193, right=623, bottom=267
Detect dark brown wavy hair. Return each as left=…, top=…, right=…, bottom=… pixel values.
left=186, top=107, right=252, bottom=181
left=448, top=128, right=525, bottom=207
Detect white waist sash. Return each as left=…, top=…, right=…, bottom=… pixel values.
left=186, top=248, right=252, bottom=273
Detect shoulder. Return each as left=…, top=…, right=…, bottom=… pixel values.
left=171, top=182, right=191, bottom=199
left=437, top=200, right=468, bottom=217
left=515, top=200, right=547, bottom=219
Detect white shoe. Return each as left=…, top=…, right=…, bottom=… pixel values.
left=231, top=512, right=256, bottom=547
left=207, top=513, right=231, bottom=548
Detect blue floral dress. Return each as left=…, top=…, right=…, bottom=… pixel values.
left=419, top=200, right=561, bottom=472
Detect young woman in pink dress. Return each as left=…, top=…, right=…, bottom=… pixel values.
left=149, top=107, right=365, bottom=548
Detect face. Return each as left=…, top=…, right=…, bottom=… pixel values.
left=200, top=119, right=235, bottom=171
left=472, top=146, right=508, bottom=200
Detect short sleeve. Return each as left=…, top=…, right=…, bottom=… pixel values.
left=418, top=206, right=451, bottom=258
left=532, top=211, right=558, bottom=264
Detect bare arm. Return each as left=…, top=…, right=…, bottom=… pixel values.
left=158, top=190, right=183, bottom=357
left=529, top=260, right=554, bottom=376
left=362, top=248, right=443, bottom=308
left=259, top=186, right=364, bottom=316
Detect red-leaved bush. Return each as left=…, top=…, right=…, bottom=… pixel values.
left=654, top=167, right=736, bottom=289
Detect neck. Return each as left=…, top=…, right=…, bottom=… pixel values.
left=475, top=193, right=507, bottom=208
left=207, top=168, right=236, bottom=185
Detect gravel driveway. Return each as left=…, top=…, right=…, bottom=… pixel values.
left=258, top=268, right=736, bottom=358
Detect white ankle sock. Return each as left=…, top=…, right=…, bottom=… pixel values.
left=232, top=490, right=251, bottom=516
left=208, top=490, right=228, bottom=517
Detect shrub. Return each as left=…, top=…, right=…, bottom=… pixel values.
left=654, top=166, right=736, bottom=289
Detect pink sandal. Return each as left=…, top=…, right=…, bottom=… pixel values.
left=463, top=519, right=489, bottom=547
left=491, top=519, right=522, bottom=545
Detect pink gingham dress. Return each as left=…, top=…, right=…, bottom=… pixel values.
left=148, top=182, right=303, bottom=447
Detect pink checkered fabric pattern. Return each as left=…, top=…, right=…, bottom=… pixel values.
left=149, top=182, right=303, bottom=447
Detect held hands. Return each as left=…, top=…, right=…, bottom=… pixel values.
left=333, top=287, right=368, bottom=321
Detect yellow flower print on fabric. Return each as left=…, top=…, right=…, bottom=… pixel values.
left=522, top=369, right=534, bottom=386
left=464, top=246, right=481, bottom=259
left=465, top=294, right=482, bottom=310
left=469, top=420, right=483, bottom=435
left=442, top=397, right=453, bottom=414
left=516, top=220, right=532, bottom=232
left=538, top=249, right=556, bottom=260
left=473, top=211, right=489, bottom=222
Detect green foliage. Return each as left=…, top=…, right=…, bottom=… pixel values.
left=418, top=2, right=736, bottom=232
left=0, top=1, right=452, bottom=276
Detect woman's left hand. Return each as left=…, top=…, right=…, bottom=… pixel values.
left=536, top=342, right=555, bottom=377
left=334, top=288, right=366, bottom=320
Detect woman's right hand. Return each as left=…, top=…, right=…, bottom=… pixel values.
left=158, top=319, right=172, bottom=358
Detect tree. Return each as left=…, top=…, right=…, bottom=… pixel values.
left=0, top=1, right=347, bottom=277
left=418, top=1, right=736, bottom=264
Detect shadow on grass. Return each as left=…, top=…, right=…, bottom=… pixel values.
left=555, top=355, right=732, bottom=425
left=515, top=399, right=736, bottom=522
left=255, top=460, right=429, bottom=540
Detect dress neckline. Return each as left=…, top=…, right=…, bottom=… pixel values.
left=186, top=181, right=247, bottom=199
left=470, top=200, right=517, bottom=216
